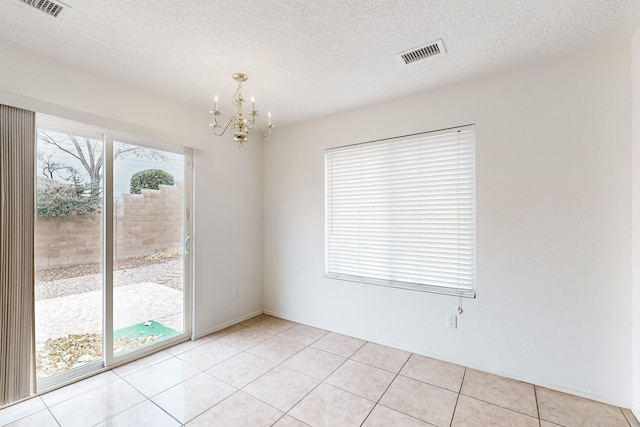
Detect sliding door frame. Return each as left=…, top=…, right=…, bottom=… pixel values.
left=35, top=115, right=193, bottom=392
left=103, top=133, right=193, bottom=368
left=103, top=137, right=114, bottom=368
left=34, top=117, right=108, bottom=393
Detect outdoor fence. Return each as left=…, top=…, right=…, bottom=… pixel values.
left=35, top=184, right=183, bottom=269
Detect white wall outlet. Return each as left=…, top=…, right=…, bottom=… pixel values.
left=447, top=314, right=457, bottom=329
left=235, top=289, right=239, bottom=298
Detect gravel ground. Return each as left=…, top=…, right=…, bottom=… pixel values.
left=36, top=255, right=178, bottom=282
left=35, top=259, right=183, bottom=300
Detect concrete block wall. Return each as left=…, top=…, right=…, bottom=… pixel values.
left=35, top=184, right=183, bottom=269
left=35, top=214, right=102, bottom=267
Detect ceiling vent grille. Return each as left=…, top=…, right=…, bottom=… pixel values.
left=397, top=39, right=446, bottom=65
left=18, top=0, right=64, bottom=17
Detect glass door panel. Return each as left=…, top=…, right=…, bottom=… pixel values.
left=34, top=114, right=192, bottom=391
left=112, top=141, right=185, bottom=356
left=34, top=128, right=104, bottom=380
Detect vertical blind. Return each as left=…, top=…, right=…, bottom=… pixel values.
left=325, top=125, right=476, bottom=297
left=0, top=104, right=35, bottom=406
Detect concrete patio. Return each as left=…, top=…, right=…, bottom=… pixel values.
left=35, top=280, right=183, bottom=378
left=35, top=282, right=183, bottom=345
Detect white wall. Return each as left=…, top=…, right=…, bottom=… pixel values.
left=263, top=42, right=632, bottom=406
left=0, top=38, right=209, bottom=149
left=0, top=37, right=264, bottom=341
left=632, top=27, right=640, bottom=418
left=193, top=136, right=264, bottom=337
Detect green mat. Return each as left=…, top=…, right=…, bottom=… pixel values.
left=114, top=320, right=178, bottom=340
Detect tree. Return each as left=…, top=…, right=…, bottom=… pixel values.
left=130, top=169, right=174, bottom=194
left=37, top=130, right=167, bottom=199
left=38, top=152, right=72, bottom=180
left=37, top=151, right=99, bottom=218
left=36, top=130, right=168, bottom=218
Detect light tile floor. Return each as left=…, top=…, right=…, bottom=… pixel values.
left=1, top=314, right=639, bottom=427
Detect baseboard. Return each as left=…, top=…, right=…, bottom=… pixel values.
left=193, top=309, right=263, bottom=339
left=262, top=309, right=286, bottom=318
left=263, top=308, right=629, bottom=408
left=632, top=404, right=640, bottom=424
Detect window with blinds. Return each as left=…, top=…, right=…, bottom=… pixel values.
left=325, top=125, right=476, bottom=297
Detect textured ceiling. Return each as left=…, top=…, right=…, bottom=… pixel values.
left=0, top=0, right=639, bottom=127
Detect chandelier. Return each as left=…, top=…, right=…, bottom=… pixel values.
left=209, top=73, right=274, bottom=145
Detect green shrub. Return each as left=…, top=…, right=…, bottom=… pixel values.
left=36, top=177, right=100, bottom=218
left=130, top=169, right=174, bottom=194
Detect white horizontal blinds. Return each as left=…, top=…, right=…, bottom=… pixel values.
left=325, top=126, right=475, bottom=297
left=0, top=104, right=35, bottom=406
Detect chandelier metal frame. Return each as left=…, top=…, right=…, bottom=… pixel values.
left=209, top=73, right=274, bottom=145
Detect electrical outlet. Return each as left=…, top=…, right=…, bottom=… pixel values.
left=447, top=314, right=457, bottom=329
left=235, top=289, right=239, bottom=298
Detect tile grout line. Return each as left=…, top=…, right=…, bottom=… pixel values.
left=453, top=368, right=542, bottom=422
left=266, top=335, right=368, bottom=424
left=39, top=370, right=121, bottom=409
left=358, top=350, right=419, bottom=427
left=115, top=349, right=211, bottom=424
left=275, top=326, right=330, bottom=349
left=44, top=368, right=159, bottom=426
left=134, top=325, right=526, bottom=426
left=245, top=326, right=309, bottom=366
left=278, top=336, right=365, bottom=420
left=118, top=335, right=257, bottom=426
left=622, top=407, right=633, bottom=427
left=112, top=349, right=178, bottom=379
left=37, top=330, right=422, bottom=427
left=449, top=368, right=466, bottom=427
left=395, top=372, right=460, bottom=394
left=221, top=327, right=300, bottom=388
left=12, top=314, right=634, bottom=426
left=165, top=336, right=214, bottom=356
left=457, top=391, right=541, bottom=421
left=0, top=317, right=289, bottom=426
left=100, top=376, right=171, bottom=425
left=0, top=397, right=61, bottom=427
left=185, top=319, right=323, bottom=425
left=534, top=385, right=542, bottom=427
left=145, top=394, right=185, bottom=426
left=233, top=330, right=316, bottom=423
left=181, top=388, right=242, bottom=425
left=47, top=373, right=164, bottom=427
left=46, top=404, right=62, bottom=427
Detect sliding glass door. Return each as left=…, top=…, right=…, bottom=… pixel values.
left=34, top=115, right=192, bottom=390
left=34, top=126, right=105, bottom=383
left=112, top=141, right=186, bottom=356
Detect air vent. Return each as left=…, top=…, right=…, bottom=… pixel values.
left=18, top=0, right=64, bottom=17
left=397, top=39, right=446, bottom=65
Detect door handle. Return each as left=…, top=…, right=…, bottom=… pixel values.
left=184, top=235, right=191, bottom=255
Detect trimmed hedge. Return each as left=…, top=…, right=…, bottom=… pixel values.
left=130, top=169, right=174, bottom=194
